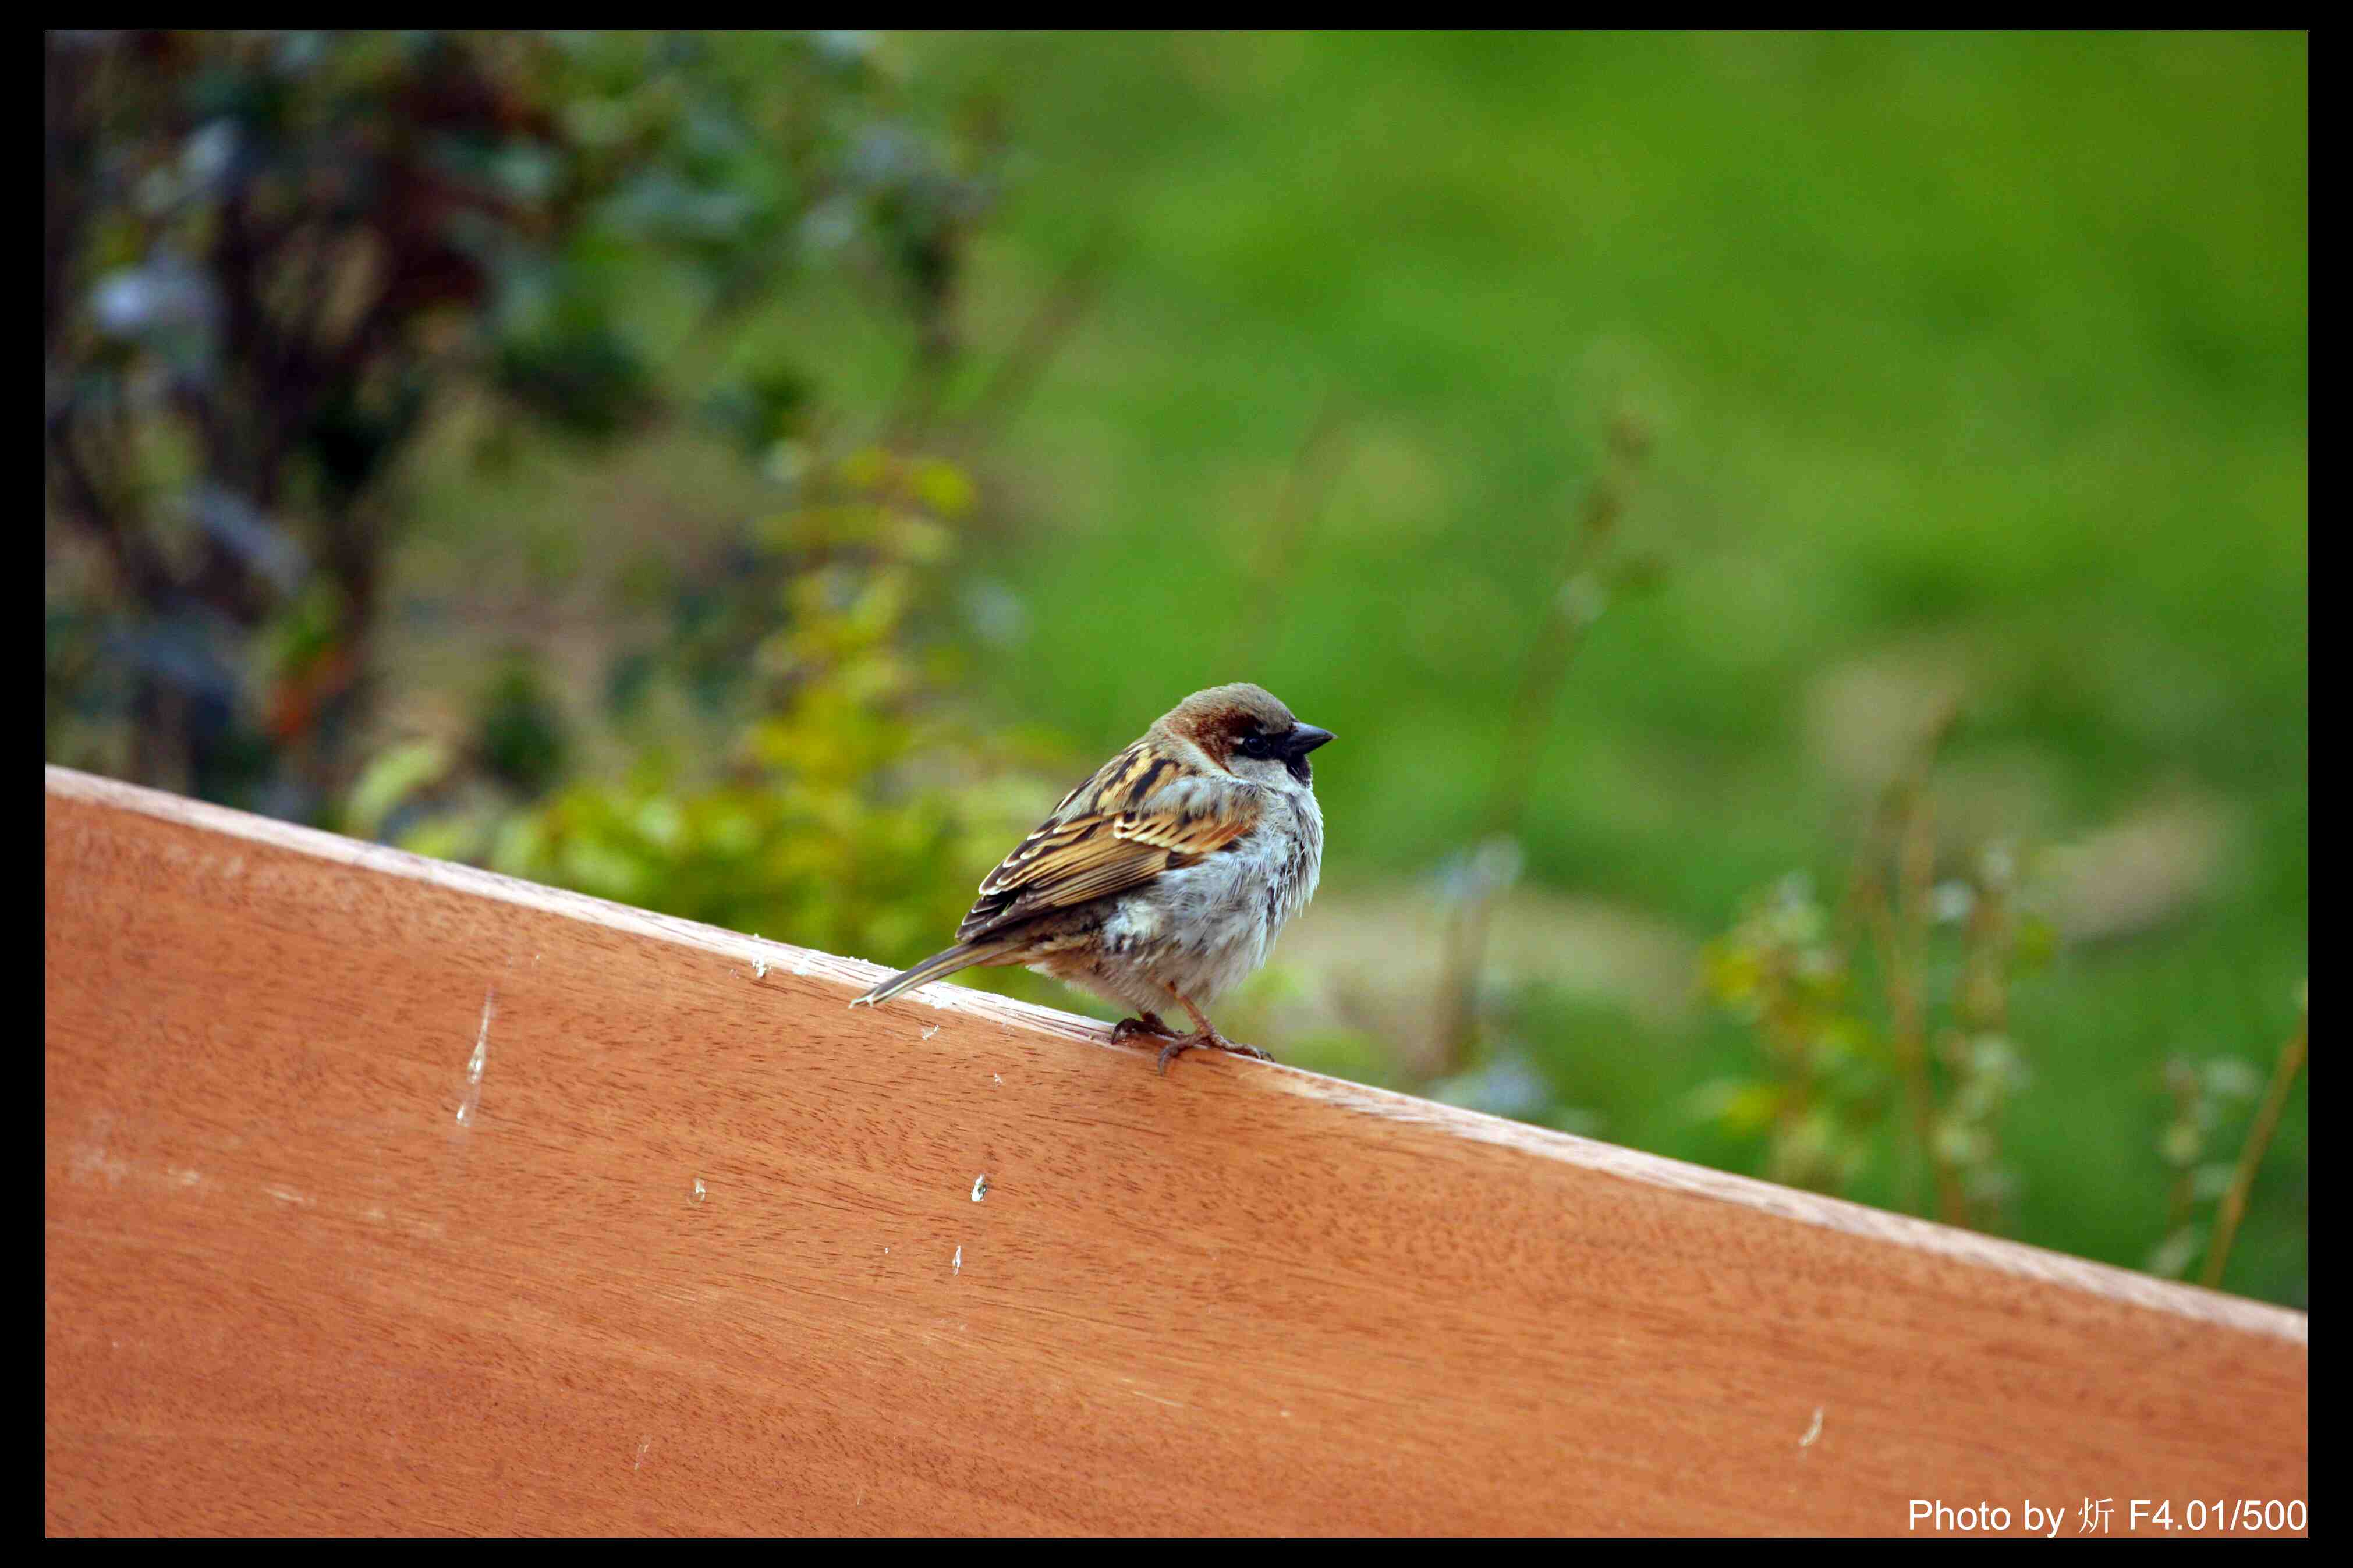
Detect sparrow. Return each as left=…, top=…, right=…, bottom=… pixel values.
left=852, top=683, right=1332, bottom=1072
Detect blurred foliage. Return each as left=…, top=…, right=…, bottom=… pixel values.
left=370, top=445, right=1037, bottom=963
left=1695, top=797, right=2053, bottom=1231
left=46, top=29, right=1000, bottom=819
left=2147, top=1052, right=2267, bottom=1280
left=2149, top=988, right=2308, bottom=1286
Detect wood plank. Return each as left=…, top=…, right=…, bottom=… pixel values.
left=43, top=766, right=2307, bottom=1536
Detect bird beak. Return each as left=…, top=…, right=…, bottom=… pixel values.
left=1277, top=724, right=1333, bottom=784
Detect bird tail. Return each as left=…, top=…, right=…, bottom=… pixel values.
left=850, top=939, right=1019, bottom=1009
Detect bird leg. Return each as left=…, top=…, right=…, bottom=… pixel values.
left=1154, top=986, right=1273, bottom=1074
left=1108, top=1012, right=1176, bottom=1043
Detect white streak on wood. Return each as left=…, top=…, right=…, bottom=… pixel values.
left=456, top=989, right=494, bottom=1126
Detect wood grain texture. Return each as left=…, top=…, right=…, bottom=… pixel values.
left=44, top=766, right=2307, bottom=1537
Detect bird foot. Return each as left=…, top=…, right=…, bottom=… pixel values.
left=1110, top=1013, right=1176, bottom=1044
left=1156, top=1031, right=1273, bottom=1075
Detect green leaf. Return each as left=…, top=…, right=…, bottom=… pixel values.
left=346, top=740, right=453, bottom=840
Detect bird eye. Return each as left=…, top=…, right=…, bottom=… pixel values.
left=1238, top=732, right=1274, bottom=759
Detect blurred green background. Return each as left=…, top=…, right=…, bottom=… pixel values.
left=47, top=32, right=2305, bottom=1307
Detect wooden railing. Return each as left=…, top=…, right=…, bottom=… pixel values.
left=44, top=765, right=2306, bottom=1535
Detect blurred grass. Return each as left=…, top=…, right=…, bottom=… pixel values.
left=394, top=34, right=2304, bottom=1304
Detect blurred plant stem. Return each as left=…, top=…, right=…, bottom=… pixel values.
left=1852, top=709, right=1969, bottom=1225
left=1485, top=421, right=1647, bottom=842
left=2200, top=997, right=2309, bottom=1290
left=961, top=232, right=1112, bottom=443
left=1243, top=389, right=1353, bottom=673
left=1433, top=412, right=1650, bottom=1074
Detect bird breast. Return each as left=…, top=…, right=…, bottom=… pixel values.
left=1097, top=785, right=1323, bottom=1003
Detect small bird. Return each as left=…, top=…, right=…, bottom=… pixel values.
left=853, top=683, right=1332, bottom=1072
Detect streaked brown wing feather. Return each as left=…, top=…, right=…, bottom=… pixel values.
left=955, top=744, right=1258, bottom=943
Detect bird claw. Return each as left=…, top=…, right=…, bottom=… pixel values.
left=1156, top=1031, right=1273, bottom=1074
left=1109, top=1013, right=1175, bottom=1044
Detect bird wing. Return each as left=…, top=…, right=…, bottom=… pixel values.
left=955, top=742, right=1260, bottom=944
